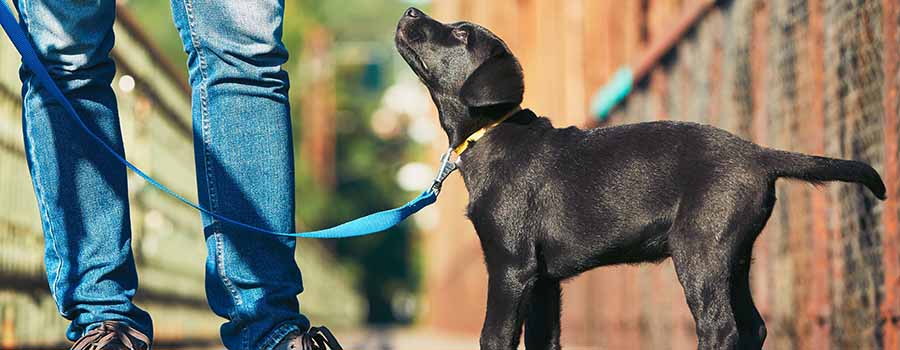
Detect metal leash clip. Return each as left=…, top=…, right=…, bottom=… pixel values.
left=430, top=148, right=460, bottom=195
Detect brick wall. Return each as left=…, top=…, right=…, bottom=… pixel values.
left=422, top=0, right=899, bottom=348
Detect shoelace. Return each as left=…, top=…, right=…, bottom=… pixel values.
left=70, top=321, right=150, bottom=350
left=292, top=326, right=343, bottom=350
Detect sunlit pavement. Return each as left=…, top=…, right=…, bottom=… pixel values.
left=166, top=328, right=602, bottom=350
left=333, top=328, right=477, bottom=350
left=340, top=328, right=602, bottom=350
left=160, top=328, right=476, bottom=350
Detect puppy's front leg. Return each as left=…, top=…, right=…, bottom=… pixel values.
left=480, top=267, right=538, bottom=350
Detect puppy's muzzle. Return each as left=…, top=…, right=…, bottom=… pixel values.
left=397, top=7, right=427, bottom=43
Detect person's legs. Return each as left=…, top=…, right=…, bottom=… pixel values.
left=169, top=1, right=308, bottom=349
left=14, top=0, right=152, bottom=341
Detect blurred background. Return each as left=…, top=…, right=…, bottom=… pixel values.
left=0, top=0, right=897, bottom=349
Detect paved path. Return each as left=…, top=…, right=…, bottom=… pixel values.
left=163, top=328, right=476, bottom=350
left=167, top=328, right=601, bottom=350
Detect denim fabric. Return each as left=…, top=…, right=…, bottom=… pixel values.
left=168, top=0, right=309, bottom=348
left=15, top=0, right=153, bottom=341
left=15, top=0, right=308, bottom=347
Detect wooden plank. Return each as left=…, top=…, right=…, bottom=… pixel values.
left=749, top=0, right=772, bottom=326
left=806, top=0, right=832, bottom=348
left=563, top=0, right=586, bottom=125
left=880, top=0, right=900, bottom=348
left=534, top=0, right=564, bottom=117
left=517, top=0, right=539, bottom=112
left=582, top=0, right=609, bottom=124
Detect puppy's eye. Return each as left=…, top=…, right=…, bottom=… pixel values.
left=452, top=29, right=469, bottom=43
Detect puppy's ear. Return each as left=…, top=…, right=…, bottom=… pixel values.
left=459, top=53, right=524, bottom=108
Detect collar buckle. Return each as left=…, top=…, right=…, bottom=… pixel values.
left=430, top=148, right=460, bottom=195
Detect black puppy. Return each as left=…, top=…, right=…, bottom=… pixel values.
left=395, top=8, right=886, bottom=350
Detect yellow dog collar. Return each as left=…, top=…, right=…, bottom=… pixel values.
left=454, top=106, right=522, bottom=155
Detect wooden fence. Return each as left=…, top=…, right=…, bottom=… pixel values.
left=422, top=1, right=899, bottom=349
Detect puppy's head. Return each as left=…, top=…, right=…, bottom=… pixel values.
left=395, top=7, right=524, bottom=148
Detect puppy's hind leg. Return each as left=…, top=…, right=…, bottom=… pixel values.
left=732, top=245, right=766, bottom=350
left=669, top=188, right=765, bottom=349
left=524, top=278, right=562, bottom=350
left=732, top=193, right=774, bottom=350
left=671, top=237, right=741, bottom=350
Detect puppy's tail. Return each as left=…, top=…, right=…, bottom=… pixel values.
left=759, top=149, right=886, bottom=200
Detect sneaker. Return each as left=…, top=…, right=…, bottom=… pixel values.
left=70, top=321, right=151, bottom=350
left=274, top=326, right=343, bottom=350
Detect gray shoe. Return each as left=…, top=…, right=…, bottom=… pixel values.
left=70, top=321, right=151, bottom=350
left=274, top=326, right=343, bottom=350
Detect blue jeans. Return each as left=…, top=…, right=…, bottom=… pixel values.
left=15, top=0, right=309, bottom=348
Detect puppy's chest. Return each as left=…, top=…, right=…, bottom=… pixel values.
left=464, top=188, right=545, bottom=244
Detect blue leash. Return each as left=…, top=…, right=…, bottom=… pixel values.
left=0, top=2, right=452, bottom=239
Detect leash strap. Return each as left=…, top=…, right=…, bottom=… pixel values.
left=0, top=2, right=442, bottom=239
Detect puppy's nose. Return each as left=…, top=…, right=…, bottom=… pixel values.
left=405, top=7, right=420, bottom=18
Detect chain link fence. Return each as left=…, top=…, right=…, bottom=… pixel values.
left=422, top=0, right=898, bottom=348
left=611, top=0, right=897, bottom=348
